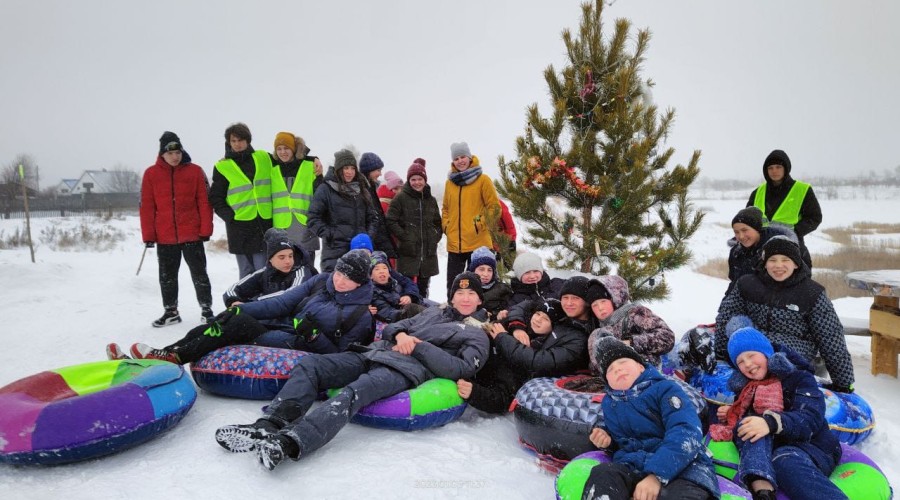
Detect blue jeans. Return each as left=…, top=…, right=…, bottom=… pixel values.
left=235, top=252, right=267, bottom=279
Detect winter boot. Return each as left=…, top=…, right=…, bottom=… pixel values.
left=201, top=306, right=214, bottom=324
left=152, top=308, right=181, bottom=328
left=215, top=419, right=281, bottom=453
left=106, top=343, right=130, bottom=360
left=130, top=343, right=180, bottom=364
left=256, top=434, right=298, bottom=471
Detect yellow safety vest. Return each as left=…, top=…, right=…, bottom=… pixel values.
left=753, top=181, right=810, bottom=228
left=271, top=159, right=317, bottom=227
left=214, top=150, right=273, bottom=221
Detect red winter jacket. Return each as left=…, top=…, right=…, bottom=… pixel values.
left=498, top=199, right=517, bottom=240
left=140, top=157, right=213, bottom=244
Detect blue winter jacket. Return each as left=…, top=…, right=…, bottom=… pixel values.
left=222, top=244, right=317, bottom=308
left=727, top=346, right=842, bottom=473
left=371, top=272, right=422, bottom=322
left=238, top=272, right=373, bottom=353
left=599, top=366, right=719, bottom=497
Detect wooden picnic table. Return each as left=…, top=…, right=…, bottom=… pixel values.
left=846, top=270, right=900, bottom=377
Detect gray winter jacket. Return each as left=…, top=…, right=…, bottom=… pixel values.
left=365, top=305, right=490, bottom=386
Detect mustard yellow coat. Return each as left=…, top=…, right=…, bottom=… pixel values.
left=441, top=156, right=500, bottom=254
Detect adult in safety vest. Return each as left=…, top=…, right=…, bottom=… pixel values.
left=270, top=132, right=323, bottom=268
left=209, top=122, right=274, bottom=278
left=746, top=149, right=820, bottom=268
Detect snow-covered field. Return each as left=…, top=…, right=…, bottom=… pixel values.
left=0, top=196, right=897, bottom=499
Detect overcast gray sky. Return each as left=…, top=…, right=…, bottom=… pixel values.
left=2, top=0, right=898, bottom=189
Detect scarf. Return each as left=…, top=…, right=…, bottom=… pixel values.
left=709, top=376, right=783, bottom=441
left=448, top=166, right=483, bottom=186
left=337, top=180, right=361, bottom=197
left=593, top=302, right=637, bottom=331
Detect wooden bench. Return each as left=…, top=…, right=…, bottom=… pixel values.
left=846, top=270, right=900, bottom=377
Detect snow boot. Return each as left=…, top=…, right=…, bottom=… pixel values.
left=215, top=419, right=281, bottom=453
left=201, top=306, right=214, bottom=324
left=106, top=343, right=130, bottom=360
left=152, top=308, right=181, bottom=328
left=257, top=434, right=298, bottom=471
left=130, top=343, right=180, bottom=364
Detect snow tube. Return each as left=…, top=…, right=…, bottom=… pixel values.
left=513, top=374, right=707, bottom=471
left=328, top=378, right=467, bottom=431
left=691, top=365, right=876, bottom=445
left=706, top=440, right=892, bottom=500
left=554, top=450, right=751, bottom=499
left=0, top=359, right=196, bottom=465
left=190, top=344, right=312, bottom=400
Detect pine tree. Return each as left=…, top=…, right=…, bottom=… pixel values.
left=496, top=0, right=704, bottom=301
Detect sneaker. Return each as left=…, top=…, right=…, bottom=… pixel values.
left=257, top=436, right=289, bottom=471
left=106, top=343, right=130, bottom=360
left=201, top=307, right=214, bottom=324
left=215, top=422, right=276, bottom=453
left=152, top=309, right=181, bottom=328
left=129, top=343, right=180, bottom=363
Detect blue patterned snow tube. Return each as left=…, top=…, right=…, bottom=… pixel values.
left=190, top=345, right=312, bottom=400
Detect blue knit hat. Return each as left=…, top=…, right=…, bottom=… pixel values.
left=370, top=250, right=390, bottom=269
left=350, top=233, right=374, bottom=253
left=468, top=246, right=496, bottom=273
left=359, top=152, right=384, bottom=176
left=727, top=326, right=774, bottom=366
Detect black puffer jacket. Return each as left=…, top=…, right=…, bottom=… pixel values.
left=365, top=179, right=398, bottom=259
left=209, top=146, right=272, bottom=254
left=715, top=264, right=854, bottom=389
left=746, top=150, right=822, bottom=245
left=307, top=168, right=377, bottom=271
left=385, top=183, right=442, bottom=278
left=507, top=273, right=565, bottom=309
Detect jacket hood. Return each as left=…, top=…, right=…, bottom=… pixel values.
left=605, top=364, right=663, bottom=399
left=762, top=149, right=792, bottom=183
left=596, top=275, right=630, bottom=309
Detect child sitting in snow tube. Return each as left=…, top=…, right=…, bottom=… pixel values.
left=708, top=326, right=848, bottom=500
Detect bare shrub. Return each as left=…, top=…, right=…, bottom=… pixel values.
left=693, top=257, right=728, bottom=280
left=39, top=219, right=125, bottom=251
left=0, top=225, right=27, bottom=249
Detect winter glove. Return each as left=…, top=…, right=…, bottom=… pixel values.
left=200, top=236, right=210, bottom=242
left=508, top=240, right=517, bottom=253
left=293, top=315, right=320, bottom=342
left=682, top=327, right=717, bottom=373
left=823, top=383, right=854, bottom=394
left=145, top=242, right=155, bottom=248
left=204, top=306, right=240, bottom=337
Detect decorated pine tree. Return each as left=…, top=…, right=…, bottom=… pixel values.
left=496, top=0, right=704, bottom=301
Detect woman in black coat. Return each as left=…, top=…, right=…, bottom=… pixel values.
left=385, top=160, right=442, bottom=298
left=307, top=150, right=377, bottom=272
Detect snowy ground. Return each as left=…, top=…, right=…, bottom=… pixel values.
left=0, top=196, right=897, bottom=499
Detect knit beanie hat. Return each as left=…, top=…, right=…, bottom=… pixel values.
left=585, top=279, right=612, bottom=305
left=407, top=161, right=428, bottom=182
left=763, top=149, right=792, bottom=176
left=274, top=132, right=297, bottom=154
left=159, top=131, right=183, bottom=155
left=335, top=249, right=371, bottom=285
left=593, top=336, right=645, bottom=385
left=370, top=250, right=390, bottom=270
left=512, top=252, right=543, bottom=280
left=350, top=233, right=374, bottom=253
left=468, top=246, right=497, bottom=273
left=533, top=298, right=566, bottom=324
left=383, top=171, right=403, bottom=190
left=761, top=235, right=803, bottom=268
left=731, top=206, right=764, bottom=233
left=559, top=276, right=591, bottom=302
left=450, top=142, right=472, bottom=160
left=449, top=271, right=484, bottom=302
left=727, top=326, right=774, bottom=367
left=359, top=152, right=384, bottom=175
left=264, top=228, right=294, bottom=260
left=334, top=149, right=358, bottom=169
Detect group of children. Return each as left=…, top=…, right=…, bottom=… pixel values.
left=116, top=198, right=855, bottom=500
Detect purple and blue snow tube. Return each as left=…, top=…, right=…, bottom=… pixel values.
left=0, top=359, right=196, bottom=465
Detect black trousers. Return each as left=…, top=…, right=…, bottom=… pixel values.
left=445, top=251, right=473, bottom=291
left=157, top=241, right=213, bottom=309
left=582, top=462, right=713, bottom=500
